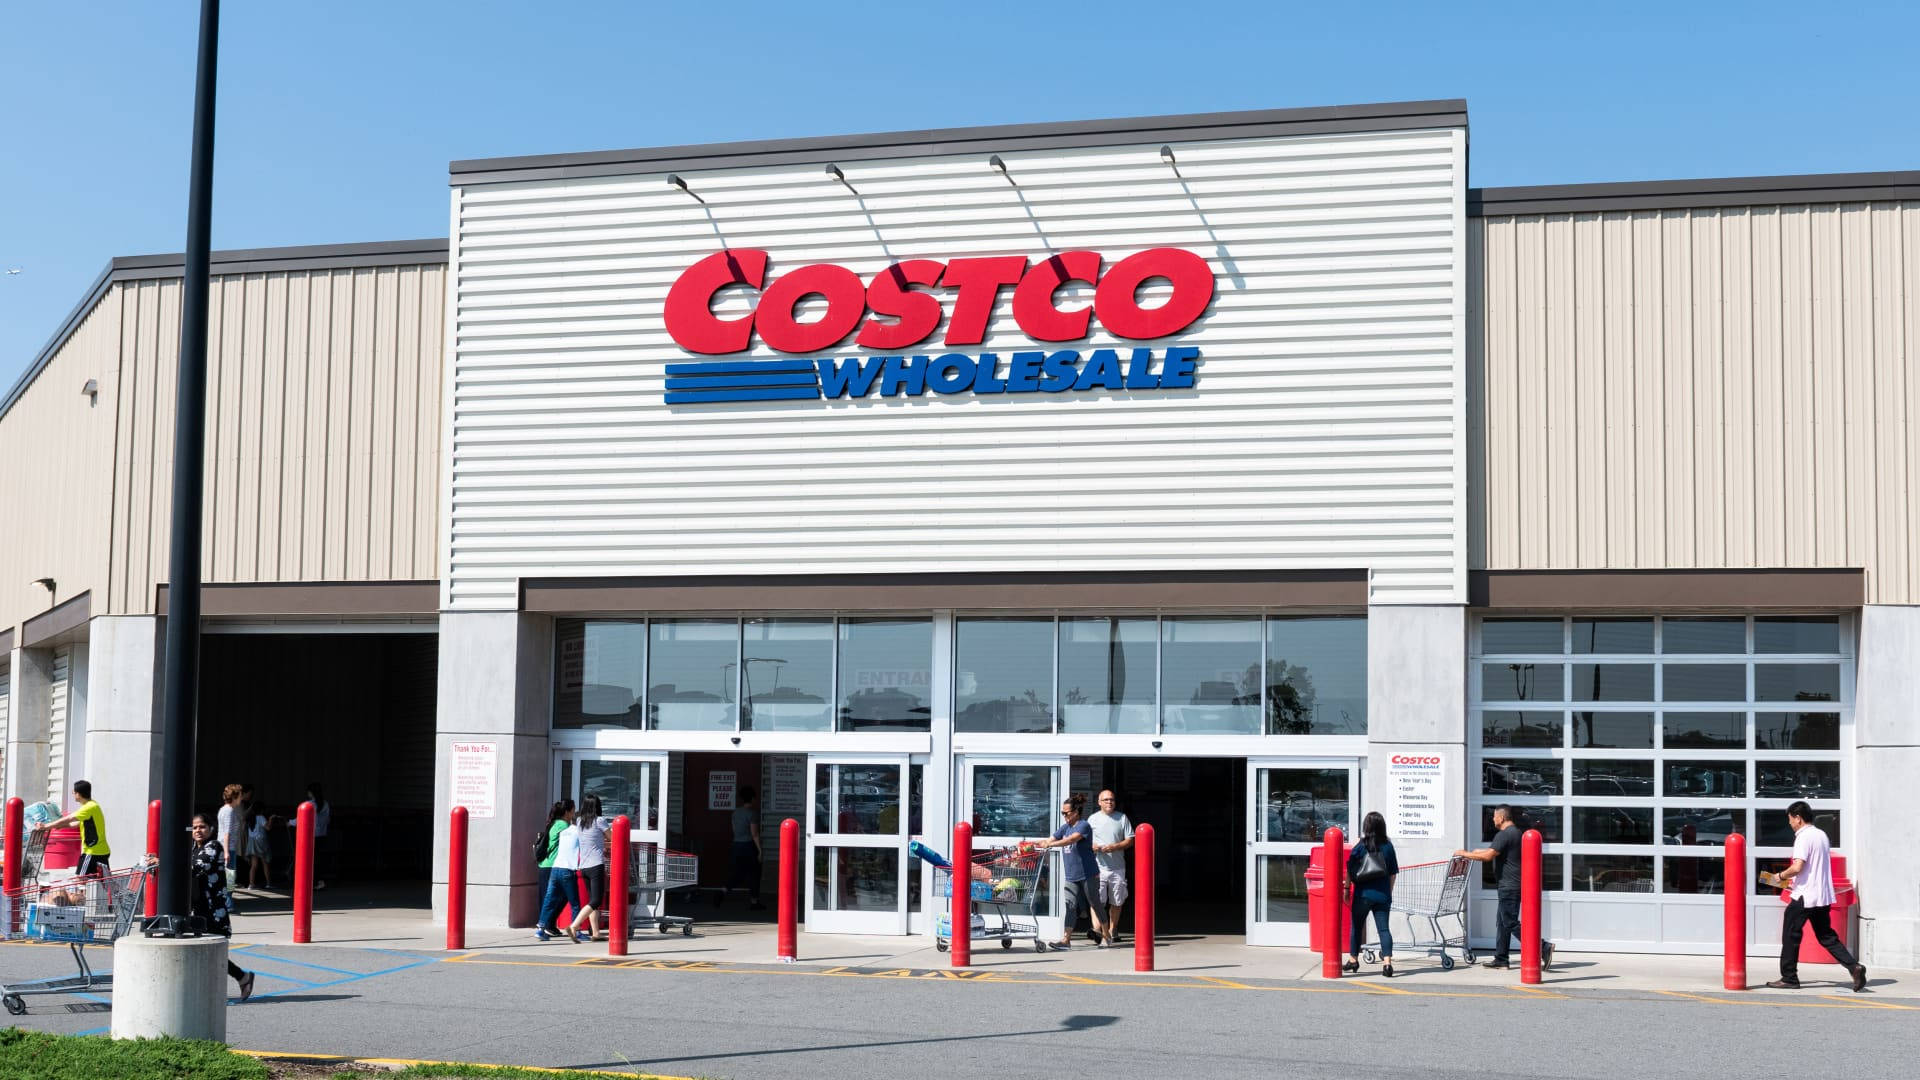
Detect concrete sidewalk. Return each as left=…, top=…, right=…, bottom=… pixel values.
left=222, top=890, right=1913, bottom=998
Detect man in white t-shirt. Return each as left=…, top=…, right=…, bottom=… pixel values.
left=1086, top=790, right=1135, bottom=948
left=1767, top=801, right=1865, bottom=992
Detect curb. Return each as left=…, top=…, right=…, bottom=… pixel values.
left=234, top=1049, right=695, bottom=1078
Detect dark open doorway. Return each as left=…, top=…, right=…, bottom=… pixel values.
left=1093, top=756, right=1246, bottom=936
left=194, top=632, right=437, bottom=901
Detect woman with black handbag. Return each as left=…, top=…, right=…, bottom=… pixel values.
left=1344, top=811, right=1400, bottom=976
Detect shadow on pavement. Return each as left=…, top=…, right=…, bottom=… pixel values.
left=572, top=1014, right=1124, bottom=1069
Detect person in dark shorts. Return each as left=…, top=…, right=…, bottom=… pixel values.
left=1039, top=792, right=1105, bottom=951
left=1456, top=804, right=1552, bottom=971
left=37, top=780, right=111, bottom=877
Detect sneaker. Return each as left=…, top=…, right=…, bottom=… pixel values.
left=1050, top=941, right=1071, bottom=951
left=237, top=971, right=256, bottom=1003
left=535, top=928, right=551, bottom=942
left=1851, top=965, right=1868, bottom=993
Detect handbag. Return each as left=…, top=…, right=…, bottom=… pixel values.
left=1352, top=843, right=1390, bottom=884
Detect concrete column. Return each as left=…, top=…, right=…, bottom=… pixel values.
left=110, top=936, right=228, bottom=1041
left=924, top=611, right=955, bottom=937
left=1363, top=605, right=1468, bottom=870
left=1854, top=604, right=1920, bottom=969
left=4, top=647, right=53, bottom=806
left=431, top=612, right=553, bottom=929
left=83, top=617, right=164, bottom=862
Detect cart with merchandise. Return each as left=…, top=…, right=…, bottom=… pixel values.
left=1, top=866, right=149, bottom=1014
left=626, top=841, right=698, bottom=936
left=1360, top=856, right=1473, bottom=971
left=928, top=842, right=1048, bottom=953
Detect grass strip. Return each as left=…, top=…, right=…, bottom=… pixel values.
left=0, top=1028, right=268, bottom=1080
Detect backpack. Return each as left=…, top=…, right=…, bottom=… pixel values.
left=531, top=824, right=552, bottom=864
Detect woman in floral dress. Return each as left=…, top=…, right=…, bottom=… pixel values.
left=151, top=814, right=256, bottom=1001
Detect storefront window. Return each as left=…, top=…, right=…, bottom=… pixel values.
left=1571, top=664, right=1653, bottom=702
left=1755, top=712, right=1839, bottom=750
left=1573, top=618, right=1653, bottom=654
left=837, top=619, right=932, bottom=732
left=1057, top=617, right=1156, bottom=735
left=1662, top=807, right=1744, bottom=845
left=1481, top=758, right=1563, bottom=797
left=1481, top=618, right=1562, bottom=654
left=970, top=765, right=1056, bottom=838
left=1160, top=617, right=1261, bottom=734
left=740, top=618, right=833, bottom=732
left=1572, top=711, right=1652, bottom=748
left=1661, top=664, right=1746, bottom=701
left=1264, top=616, right=1366, bottom=734
left=1660, top=617, right=1745, bottom=654
left=1481, top=663, right=1563, bottom=702
left=1571, top=760, right=1654, bottom=797
left=1664, top=761, right=1745, bottom=798
left=1662, top=712, right=1745, bottom=749
left=955, top=618, right=1054, bottom=733
left=1758, top=808, right=1841, bottom=847
left=1481, top=711, right=1563, bottom=748
left=1753, top=616, right=1840, bottom=654
left=553, top=620, right=646, bottom=730
left=647, top=619, right=738, bottom=731
left=1572, top=854, right=1653, bottom=892
left=1754, top=664, right=1840, bottom=702
left=1573, top=807, right=1653, bottom=845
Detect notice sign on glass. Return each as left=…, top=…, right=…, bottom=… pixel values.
left=451, top=742, right=497, bottom=818
left=1387, top=753, right=1445, bottom=839
left=709, top=770, right=738, bottom=811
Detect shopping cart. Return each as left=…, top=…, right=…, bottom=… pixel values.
left=1360, top=856, right=1473, bottom=971
left=931, top=845, right=1047, bottom=953
left=1, top=867, right=149, bottom=1015
left=626, top=842, right=698, bottom=937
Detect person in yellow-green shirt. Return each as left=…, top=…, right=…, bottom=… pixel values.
left=37, top=780, right=111, bottom=877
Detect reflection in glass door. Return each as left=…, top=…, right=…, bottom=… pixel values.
left=553, top=751, right=670, bottom=903
left=1246, top=759, right=1359, bottom=946
left=806, top=755, right=910, bottom=934
left=960, top=757, right=1068, bottom=930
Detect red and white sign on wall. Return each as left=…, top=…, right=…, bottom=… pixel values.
left=451, top=742, right=498, bottom=819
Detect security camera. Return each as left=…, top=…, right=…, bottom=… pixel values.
left=1151, top=740, right=1163, bottom=750
left=730, top=736, right=741, bottom=746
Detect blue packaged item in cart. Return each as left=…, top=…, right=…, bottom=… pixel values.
left=908, top=840, right=950, bottom=869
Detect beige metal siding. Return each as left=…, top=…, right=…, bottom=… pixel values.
left=1475, top=201, right=1920, bottom=603
left=0, top=292, right=123, bottom=635
left=107, top=264, right=446, bottom=613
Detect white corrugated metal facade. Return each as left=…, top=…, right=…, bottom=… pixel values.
left=447, top=125, right=1469, bottom=609
left=45, top=647, right=68, bottom=805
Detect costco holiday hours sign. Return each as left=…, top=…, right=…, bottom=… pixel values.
left=1386, top=753, right=1446, bottom=839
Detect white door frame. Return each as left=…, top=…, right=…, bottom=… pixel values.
left=806, top=752, right=911, bottom=935
left=1246, top=757, right=1362, bottom=947
left=957, top=754, right=1070, bottom=936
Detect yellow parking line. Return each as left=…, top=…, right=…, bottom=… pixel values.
left=1656, top=989, right=1914, bottom=1011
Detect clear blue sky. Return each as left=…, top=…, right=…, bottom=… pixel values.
left=4, top=1, right=1917, bottom=388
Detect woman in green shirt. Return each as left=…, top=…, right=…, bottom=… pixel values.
left=535, top=800, right=573, bottom=936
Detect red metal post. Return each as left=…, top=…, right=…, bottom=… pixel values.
left=1321, top=827, right=1345, bottom=979
left=608, top=815, right=631, bottom=956
left=294, top=800, right=316, bottom=944
left=1724, top=832, right=1747, bottom=990
left=144, top=800, right=162, bottom=919
left=447, top=806, right=469, bottom=950
left=3, top=797, right=22, bottom=895
left=1133, top=823, right=1155, bottom=972
left=777, top=818, right=799, bottom=961
left=951, top=821, right=973, bottom=968
left=1521, top=828, right=1543, bottom=984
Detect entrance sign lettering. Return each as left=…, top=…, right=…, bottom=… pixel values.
left=1386, top=753, right=1445, bottom=839
left=451, top=742, right=498, bottom=819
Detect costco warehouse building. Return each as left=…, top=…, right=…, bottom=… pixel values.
left=1, top=99, right=1916, bottom=965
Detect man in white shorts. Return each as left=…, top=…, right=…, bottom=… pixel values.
left=1087, top=790, right=1135, bottom=947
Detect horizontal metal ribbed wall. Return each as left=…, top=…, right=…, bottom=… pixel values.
left=109, top=266, right=446, bottom=613
left=448, top=129, right=1469, bottom=609
left=1473, top=203, right=1920, bottom=603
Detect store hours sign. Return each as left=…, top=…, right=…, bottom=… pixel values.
left=1386, top=754, right=1445, bottom=840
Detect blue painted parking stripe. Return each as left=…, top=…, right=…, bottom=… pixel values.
left=243, top=955, right=440, bottom=1002
left=231, top=948, right=370, bottom=978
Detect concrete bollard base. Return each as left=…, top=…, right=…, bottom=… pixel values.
left=110, top=935, right=229, bottom=1042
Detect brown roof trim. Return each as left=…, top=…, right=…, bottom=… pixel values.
left=155, top=581, right=440, bottom=618
left=451, top=99, right=1468, bottom=185
left=0, top=626, right=14, bottom=654
left=1469, top=171, right=1920, bottom=216
left=523, top=570, right=1369, bottom=614
left=1469, top=569, right=1864, bottom=610
left=22, top=591, right=92, bottom=648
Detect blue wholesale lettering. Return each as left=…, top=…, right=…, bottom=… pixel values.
left=664, top=347, right=1200, bottom=404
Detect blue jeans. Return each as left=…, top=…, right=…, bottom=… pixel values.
left=538, top=870, right=580, bottom=932
left=535, top=867, right=553, bottom=925
left=1351, top=891, right=1392, bottom=958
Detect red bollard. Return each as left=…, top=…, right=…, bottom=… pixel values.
left=1724, top=833, right=1747, bottom=990
left=1521, top=828, right=1543, bottom=984
left=447, top=806, right=469, bottom=951
left=294, top=800, right=316, bottom=944
left=951, top=821, right=973, bottom=968
left=145, top=800, right=162, bottom=919
left=1321, top=827, right=1345, bottom=979
left=608, top=815, right=631, bottom=956
left=3, top=797, right=22, bottom=895
left=777, top=818, right=799, bottom=962
left=1134, top=824, right=1155, bottom=972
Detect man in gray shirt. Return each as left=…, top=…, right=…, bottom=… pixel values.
left=1087, top=790, right=1135, bottom=947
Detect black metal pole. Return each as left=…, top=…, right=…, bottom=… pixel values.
left=154, top=0, right=219, bottom=928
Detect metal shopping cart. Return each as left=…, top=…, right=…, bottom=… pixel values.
left=1, top=867, right=149, bottom=1014
left=932, top=845, right=1047, bottom=953
left=627, top=842, right=698, bottom=937
left=1361, top=856, right=1473, bottom=971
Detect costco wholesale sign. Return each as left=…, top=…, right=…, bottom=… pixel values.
left=444, top=122, right=1470, bottom=608
left=661, top=247, right=1214, bottom=402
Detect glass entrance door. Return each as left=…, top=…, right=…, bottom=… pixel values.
left=960, top=756, right=1069, bottom=932
left=807, top=754, right=911, bottom=934
left=1247, top=759, right=1360, bottom=947
left=553, top=750, right=669, bottom=864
